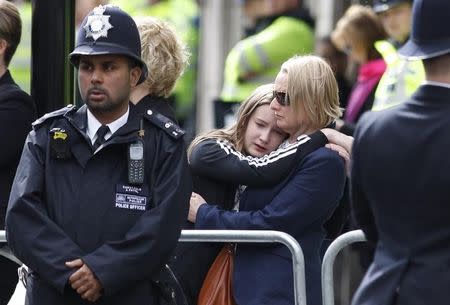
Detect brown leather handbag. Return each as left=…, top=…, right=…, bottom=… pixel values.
left=197, top=243, right=236, bottom=305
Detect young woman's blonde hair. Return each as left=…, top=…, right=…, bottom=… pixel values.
left=134, top=16, right=190, bottom=97
left=188, top=83, right=277, bottom=157
left=281, top=55, right=342, bottom=129
left=331, top=5, right=386, bottom=60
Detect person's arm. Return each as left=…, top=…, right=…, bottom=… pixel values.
left=6, top=130, right=85, bottom=294
left=189, top=131, right=327, bottom=187
left=321, top=128, right=353, bottom=175
left=194, top=150, right=346, bottom=237
left=82, top=139, right=192, bottom=296
left=350, top=121, right=378, bottom=243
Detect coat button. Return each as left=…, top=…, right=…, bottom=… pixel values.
left=147, top=110, right=153, bottom=115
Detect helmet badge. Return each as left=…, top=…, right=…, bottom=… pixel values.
left=84, top=5, right=113, bottom=41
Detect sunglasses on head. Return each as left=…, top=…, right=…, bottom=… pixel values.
left=273, top=90, right=290, bottom=106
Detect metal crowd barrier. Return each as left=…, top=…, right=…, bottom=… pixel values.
left=179, top=230, right=307, bottom=305
left=1, top=230, right=307, bottom=305
left=321, top=230, right=367, bottom=305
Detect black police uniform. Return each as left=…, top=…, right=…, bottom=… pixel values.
left=6, top=103, right=192, bottom=305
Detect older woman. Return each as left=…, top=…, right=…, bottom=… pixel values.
left=130, top=16, right=189, bottom=120
left=190, top=55, right=346, bottom=305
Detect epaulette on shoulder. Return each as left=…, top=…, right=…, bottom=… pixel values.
left=32, top=105, right=76, bottom=129
left=143, top=109, right=185, bottom=140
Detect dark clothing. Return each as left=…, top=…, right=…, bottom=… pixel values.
left=6, top=104, right=191, bottom=305
left=0, top=70, right=36, bottom=226
left=196, top=146, right=346, bottom=305
left=341, top=59, right=386, bottom=136
left=351, top=84, right=450, bottom=305
left=171, top=132, right=328, bottom=305
left=0, top=70, right=36, bottom=305
left=134, top=94, right=177, bottom=122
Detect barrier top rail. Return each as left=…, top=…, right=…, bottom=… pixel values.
left=1, top=229, right=307, bottom=305
left=321, top=230, right=367, bottom=305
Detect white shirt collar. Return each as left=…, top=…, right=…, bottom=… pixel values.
left=423, top=80, right=450, bottom=90
left=86, top=107, right=129, bottom=145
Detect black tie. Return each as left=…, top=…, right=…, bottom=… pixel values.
left=92, top=125, right=110, bottom=151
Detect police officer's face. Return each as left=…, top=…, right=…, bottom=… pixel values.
left=78, top=55, right=141, bottom=120
left=378, top=3, right=412, bottom=43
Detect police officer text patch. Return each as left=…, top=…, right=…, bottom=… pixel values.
left=115, top=184, right=148, bottom=211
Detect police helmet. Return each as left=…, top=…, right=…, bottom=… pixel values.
left=398, top=0, right=450, bottom=60
left=372, top=0, right=412, bottom=13
left=69, top=5, right=148, bottom=84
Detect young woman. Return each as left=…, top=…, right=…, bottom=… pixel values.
left=190, top=56, right=346, bottom=305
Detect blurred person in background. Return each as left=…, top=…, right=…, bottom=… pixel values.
left=371, top=0, right=425, bottom=111
left=316, top=35, right=351, bottom=113
left=331, top=5, right=387, bottom=136
left=7, top=0, right=31, bottom=93
left=0, top=1, right=36, bottom=304
left=110, top=0, right=199, bottom=139
left=130, top=16, right=189, bottom=122
left=216, top=0, right=315, bottom=128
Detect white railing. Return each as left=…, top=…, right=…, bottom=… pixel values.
left=321, top=230, right=367, bottom=305
left=1, top=229, right=307, bottom=305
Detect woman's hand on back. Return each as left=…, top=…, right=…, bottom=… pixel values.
left=188, top=192, right=206, bottom=223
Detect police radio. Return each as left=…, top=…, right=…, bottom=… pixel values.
left=128, top=120, right=145, bottom=185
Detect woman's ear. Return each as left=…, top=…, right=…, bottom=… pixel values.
left=0, top=39, right=7, bottom=57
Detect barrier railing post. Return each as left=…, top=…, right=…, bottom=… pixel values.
left=321, top=230, right=367, bottom=305
left=1, top=229, right=307, bottom=305
left=179, top=230, right=307, bottom=305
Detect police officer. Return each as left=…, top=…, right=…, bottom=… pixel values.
left=5, top=5, right=191, bottom=305
left=351, top=0, right=450, bottom=304
left=216, top=0, right=315, bottom=128
left=371, top=0, right=425, bottom=111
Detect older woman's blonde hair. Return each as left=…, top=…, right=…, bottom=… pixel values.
left=281, top=55, right=342, bottom=129
left=134, top=16, right=190, bottom=97
left=331, top=5, right=386, bottom=61
left=188, top=84, right=279, bottom=157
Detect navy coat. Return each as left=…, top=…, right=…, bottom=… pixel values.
left=6, top=104, right=191, bottom=305
left=196, top=147, right=346, bottom=305
left=351, top=84, right=450, bottom=305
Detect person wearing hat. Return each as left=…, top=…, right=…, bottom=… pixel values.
left=5, top=5, right=191, bottom=305
left=371, top=0, right=425, bottom=111
left=349, top=0, right=450, bottom=304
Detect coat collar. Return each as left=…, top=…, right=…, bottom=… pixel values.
left=0, top=70, right=15, bottom=87
left=409, top=84, right=450, bottom=106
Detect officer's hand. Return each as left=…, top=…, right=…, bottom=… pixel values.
left=66, top=259, right=103, bottom=302
left=188, top=192, right=206, bottom=223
